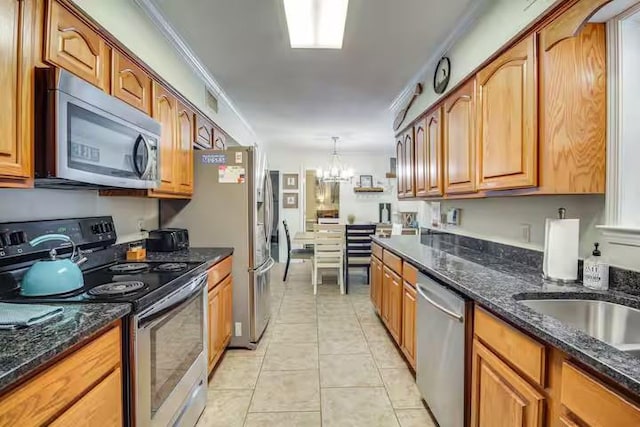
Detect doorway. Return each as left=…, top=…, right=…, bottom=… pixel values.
left=270, top=170, right=280, bottom=261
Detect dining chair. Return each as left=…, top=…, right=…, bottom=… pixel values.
left=312, top=224, right=345, bottom=294
left=282, top=220, right=313, bottom=282
left=345, top=224, right=377, bottom=292
left=391, top=223, right=403, bottom=236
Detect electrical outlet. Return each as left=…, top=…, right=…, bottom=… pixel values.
left=520, top=224, right=531, bottom=243
left=235, top=322, right=242, bottom=337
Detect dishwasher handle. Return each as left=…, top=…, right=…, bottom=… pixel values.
left=417, top=283, right=464, bottom=323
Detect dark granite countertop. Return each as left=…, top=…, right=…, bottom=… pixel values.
left=372, top=235, right=640, bottom=396
left=145, top=247, right=234, bottom=271
left=0, top=302, right=130, bottom=394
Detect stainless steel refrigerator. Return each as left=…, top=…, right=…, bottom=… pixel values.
left=160, top=147, right=274, bottom=349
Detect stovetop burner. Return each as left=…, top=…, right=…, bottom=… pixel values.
left=155, top=263, right=188, bottom=272
left=88, top=281, right=146, bottom=296
left=109, top=263, right=150, bottom=273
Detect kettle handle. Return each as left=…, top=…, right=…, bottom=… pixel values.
left=29, top=234, right=76, bottom=259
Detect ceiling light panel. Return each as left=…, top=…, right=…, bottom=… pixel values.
left=283, top=0, right=349, bottom=49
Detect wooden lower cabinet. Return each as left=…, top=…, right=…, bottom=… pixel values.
left=471, top=339, right=545, bottom=427
left=370, top=256, right=383, bottom=314
left=382, top=266, right=403, bottom=344
left=207, top=256, right=233, bottom=374
left=401, top=282, right=416, bottom=369
left=0, top=322, right=122, bottom=426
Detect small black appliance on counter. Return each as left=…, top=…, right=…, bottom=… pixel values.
left=146, top=228, right=189, bottom=252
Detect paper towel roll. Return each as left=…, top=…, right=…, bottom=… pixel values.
left=543, top=218, right=579, bottom=282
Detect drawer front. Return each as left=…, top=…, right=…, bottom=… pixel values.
left=561, top=363, right=640, bottom=426
left=50, top=368, right=122, bottom=427
left=474, top=307, right=546, bottom=386
left=383, top=250, right=402, bottom=275
left=208, top=256, right=233, bottom=290
left=403, top=262, right=418, bottom=287
left=0, top=324, right=121, bottom=426
left=372, top=243, right=383, bottom=260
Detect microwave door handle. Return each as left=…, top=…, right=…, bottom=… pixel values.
left=133, top=134, right=154, bottom=179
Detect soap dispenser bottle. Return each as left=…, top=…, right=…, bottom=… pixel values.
left=583, top=243, right=609, bottom=290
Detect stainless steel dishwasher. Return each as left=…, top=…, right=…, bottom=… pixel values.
left=416, top=272, right=469, bottom=427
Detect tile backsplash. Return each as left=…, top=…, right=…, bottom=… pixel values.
left=0, top=188, right=158, bottom=243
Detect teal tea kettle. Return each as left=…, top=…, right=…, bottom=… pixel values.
left=21, top=234, right=86, bottom=296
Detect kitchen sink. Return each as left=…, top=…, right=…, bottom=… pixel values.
left=518, top=299, right=640, bottom=354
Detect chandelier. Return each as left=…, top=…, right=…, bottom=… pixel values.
left=316, top=137, right=354, bottom=182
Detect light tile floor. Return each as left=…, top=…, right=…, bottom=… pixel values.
left=198, top=262, right=436, bottom=427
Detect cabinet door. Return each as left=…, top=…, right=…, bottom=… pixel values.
left=176, top=101, right=194, bottom=196
left=151, top=82, right=176, bottom=194
left=538, top=22, right=606, bottom=193
left=444, top=79, right=476, bottom=194
left=471, top=339, right=545, bottom=427
left=403, top=129, right=415, bottom=197
left=401, top=283, right=416, bottom=368
left=195, top=113, right=213, bottom=148
left=476, top=34, right=537, bottom=191
left=208, top=286, right=221, bottom=372
left=396, top=138, right=405, bottom=198
left=50, top=368, right=122, bottom=427
left=426, top=107, right=443, bottom=196
left=0, top=0, right=33, bottom=187
left=222, top=277, right=233, bottom=343
left=382, top=266, right=392, bottom=324
left=388, top=270, right=403, bottom=344
left=111, top=50, right=151, bottom=114
left=213, top=128, right=227, bottom=150
left=414, top=119, right=428, bottom=197
left=45, top=0, right=110, bottom=91
left=375, top=258, right=383, bottom=314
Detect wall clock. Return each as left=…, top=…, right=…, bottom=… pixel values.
left=433, top=57, right=451, bottom=95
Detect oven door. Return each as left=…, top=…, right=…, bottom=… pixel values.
left=55, top=89, right=160, bottom=189
left=135, top=275, right=208, bottom=427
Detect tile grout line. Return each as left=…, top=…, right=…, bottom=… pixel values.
left=315, top=262, right=323, bottom=426
left=349, top=282, right=404, bottom=426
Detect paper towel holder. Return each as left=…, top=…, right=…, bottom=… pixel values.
left=542, top=207, right=579, bottom=285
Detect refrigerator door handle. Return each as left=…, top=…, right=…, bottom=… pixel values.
left=251, top=257, right=275, bottom=275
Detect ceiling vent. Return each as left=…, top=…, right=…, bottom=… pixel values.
left=205, top=88, right=218, bottom=113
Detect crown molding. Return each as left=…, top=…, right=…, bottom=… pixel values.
left=388, top=0, right=491, bottom=114
left=133, top=0, right=258, bottom=143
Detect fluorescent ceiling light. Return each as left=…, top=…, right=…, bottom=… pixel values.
left=283, top=0, right=349, bottom=49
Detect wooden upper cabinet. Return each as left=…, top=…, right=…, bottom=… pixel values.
left=471, top=339, right=545, bottom=427
left=414, top=118, right=428, bottom=197
left=444, top=79, right=476, bottom=194
left=426, top=107, right=443, bottom=196
left=538, top=18, right=606, bottom=193
left=0, top=0, right=34, bottom=187
left=45, top=0, right=110, bottom=91
left=396, top=137, right=405, bottom=198
left=176, top=101, right=194, bottom=195
left=213, top=127, right=227, bottom=150
left=476, top=34, right=537, bottom=191
left=111, top=50, right=151, bottom=114
left=403, top=129, right=415, bottom=197
left=151, top=81, right=176, bottom=194
left=195, top=114, right=213, bottom=148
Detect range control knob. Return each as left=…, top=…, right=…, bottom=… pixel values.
left=0, top=232, right=10, bottom=247
left=106, top=223, right=114, bottom=233
left=91, top=224, right=100, bottom=234
left=9, top=231, right=27, bottom=245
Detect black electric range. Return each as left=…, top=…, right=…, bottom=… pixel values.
left=0, top=216, right=206, bottom=312
left=0, top=260, right=206, bottom=312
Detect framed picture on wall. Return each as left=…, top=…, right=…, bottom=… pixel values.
left=283, top=174, right=299, bottom=190
left=283, top=192, right=299, bottom=209
left=359, top=175, right=373, bottom=188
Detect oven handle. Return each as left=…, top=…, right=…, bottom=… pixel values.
left=138, top=273, right=207, bottom=328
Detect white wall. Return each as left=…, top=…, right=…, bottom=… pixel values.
left=0, top=189, right=157, bottom=243
left=268, top=148, right=423, bottom=262
left=399, top=0, right=561, bottom=126
left=71, top=0, right=256, bottom=146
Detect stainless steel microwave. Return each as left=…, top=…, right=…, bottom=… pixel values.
left=35, top=68, right=161, bottom=189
